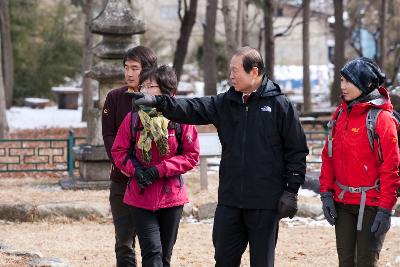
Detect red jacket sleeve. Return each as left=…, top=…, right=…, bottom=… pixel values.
left=155, top=124, right=200, bottom=178
left=319, top=108, right=341, bottom=193
left=111, top=113, right=136, bottom=177
left=375, top=111, right=400, bottom=210
left=319, top=139, right=335, bottom=193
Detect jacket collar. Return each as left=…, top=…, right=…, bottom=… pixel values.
left=226, top=75, right=282, bottom=103
left=342, top=87, right=393, bottom=113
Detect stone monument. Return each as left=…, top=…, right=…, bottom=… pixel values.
left=60, top=0, right=145, bottom=189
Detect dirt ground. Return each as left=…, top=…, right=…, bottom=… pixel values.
left=1, top=128, right=400, bottom=266
left=1, top=219, right=400, bottom=266
left=1, top=172, right=400, bottom=266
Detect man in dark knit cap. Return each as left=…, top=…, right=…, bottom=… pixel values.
left=102, top=46, right=157, bottom=267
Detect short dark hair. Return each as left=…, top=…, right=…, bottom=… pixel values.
left=234, top=46, right=264, bottom=76
left=123, top=46, right=157, bottom=69
left=139, top=65, right=177, bottom=95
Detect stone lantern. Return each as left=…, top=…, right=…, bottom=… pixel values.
left=61, top=0, right=145, bottom=189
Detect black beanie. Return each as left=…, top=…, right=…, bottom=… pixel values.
left=340, top=57, right=386, bottom=95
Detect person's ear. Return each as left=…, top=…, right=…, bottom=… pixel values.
left=251, top=67, right=259, bottom=78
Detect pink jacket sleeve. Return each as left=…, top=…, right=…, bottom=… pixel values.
left=375, top=111, right=400, bottom=210
left=155, top=124, right=200, bottom=178
left=111, top=112, right=136, bottom=177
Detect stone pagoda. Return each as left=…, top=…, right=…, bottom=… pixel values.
left=61, top=0, right=145, bottom=189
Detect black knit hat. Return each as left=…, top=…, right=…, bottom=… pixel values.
left=340, top=57, right=386, bottom=95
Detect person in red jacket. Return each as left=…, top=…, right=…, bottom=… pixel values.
left=319, top=57, right=400, bottom=266
left=112, top=65, right=199, bottom=267
left=102, top=46, right=157, bottom=267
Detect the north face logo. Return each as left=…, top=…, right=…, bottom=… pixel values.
left=261, top=106, right=272, bottom=112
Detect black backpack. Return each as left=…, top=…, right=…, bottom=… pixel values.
left=327, top=107, right=400, bottom=196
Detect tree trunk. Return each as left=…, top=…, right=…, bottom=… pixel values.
left=0, top=0, right=14, bottom=109
left=0, top=31, right=9, bottom=138
left=379, top=0, right=386, bottom=70
left=222, top=0, right=237, bottom=59
left=242, top=0, right=249, bottom=46
left=81, top=0, right=94, bottom=122
left=263, top=0, right=274, bottom=80
left=331, top=0, right=345, bottom=106
left=202, top=0, right=218, bottom=96
left=302, top=0, right=311, bottom=113
left=173, top=0, right=198, bottom=83
left=235, top=0, right=243, bottom=48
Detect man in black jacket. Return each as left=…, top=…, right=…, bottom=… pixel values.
left=133, top=46, right=308, bottom=267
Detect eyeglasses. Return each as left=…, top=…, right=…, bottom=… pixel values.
left=139, top=84, right=160, bottom=90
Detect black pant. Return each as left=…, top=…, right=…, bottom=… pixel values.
left=110, top=181, right=137, bottom=267
left=130, top=205, right=183, bottom=267
left=335, top=203, right=385, bottom=267
left=212, top=204, right=278, bottom=267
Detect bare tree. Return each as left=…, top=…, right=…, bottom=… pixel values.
left=236, top=0, right=244, bottom=47
left=379, top=0, right=387, bottom=69
left=331, top=0, right=345, bottom=105
left=0, top=0, right=14, bottom=109
left=274, top=5, right=303, bottom=38
left=202, top=0, right=218, bottom=95
left=263, top=0, right=274, bottom=80
left=222, top=0, right=237, bottom=59
left=81, top=0, right=94, bottom=122
left=242, top=0, right=250, bottom=46
left=0, top=31, right=9, bottom=138
left=302, top=0, right=311, bottom=113
left=173, top=0, right=198, bottom=83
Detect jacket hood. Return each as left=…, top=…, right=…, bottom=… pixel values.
left=259, top=75, right=283, bottom=97
left=342, top=86, right=393, bottom=113
left=227, top=75, right=282, bottom=103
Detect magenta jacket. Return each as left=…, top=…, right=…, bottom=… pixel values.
left=111, top=112, right=200, bottom=211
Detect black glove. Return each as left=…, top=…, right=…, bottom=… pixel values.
left=133, top=92, right=158, bottom=107
left=371, top=207, right=391, bottom=237
left=141, top=166, right=160, bottom=186
left=134, top=168, right=150, bottom=189
left=125, top=91, right=140, bottom=112
left=320, top=192, right=337, bottom=226
left=277, top=191, right=298, bottom=219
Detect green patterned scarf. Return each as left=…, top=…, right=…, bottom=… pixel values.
left=137, top=108, right=170, bottom=163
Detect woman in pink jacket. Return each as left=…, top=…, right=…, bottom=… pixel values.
left=112, top=65, right=199, bottom=267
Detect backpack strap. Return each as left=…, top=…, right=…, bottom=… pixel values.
left=123, top=112, right=140, bottom=166
left=168, top=122, right=183, bottom=155
left=366, top=108, right=384, bottom=163
left=336, top=179, right=380, bottom=231
left=327, top=108, right=343, bottom=157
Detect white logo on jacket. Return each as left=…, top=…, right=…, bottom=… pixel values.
left=186, top=133, right=193, bottom=144
left=261, top=106, right=272, bottom=112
